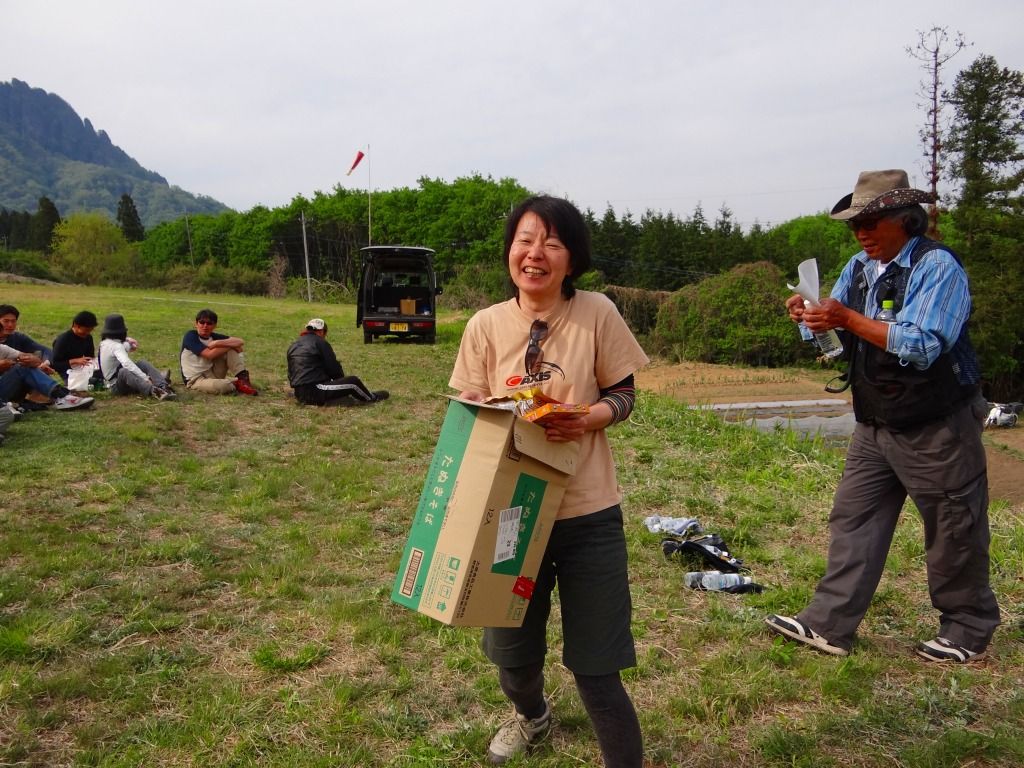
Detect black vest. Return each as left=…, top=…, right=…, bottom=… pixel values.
left=841, top=238, right=980, bottom=429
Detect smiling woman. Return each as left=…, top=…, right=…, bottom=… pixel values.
left=507, top=211, right=574, bottom=308
left=448, top=195, right=649, bottom=767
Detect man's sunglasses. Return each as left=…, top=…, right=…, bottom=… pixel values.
left=197, top=320, right=216, bottom=326
left=847, top=214, right=889, bottom=232
left=524, top=319, right=548, bottom=375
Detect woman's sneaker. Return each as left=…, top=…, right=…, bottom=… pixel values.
left=53, top=394, right=94, bottom=411
left=765, top=614, right=849, bottom=656
left=487, top=699, right=551, bottom=765
left=916, top=637, right=985, bottom=664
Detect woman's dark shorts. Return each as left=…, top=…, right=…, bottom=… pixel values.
left=482, top=504, right=636, bottom=676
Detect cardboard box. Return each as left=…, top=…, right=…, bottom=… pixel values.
left=400, top=298, right=417, bottom=315
left=391, top=398, right=579, bottom=626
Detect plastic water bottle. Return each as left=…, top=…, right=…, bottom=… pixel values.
left=684, top=571, right=753, bottom=591
left=804, top=300, right=844, bottom=359
left=876, top=299, right=896, bottom=323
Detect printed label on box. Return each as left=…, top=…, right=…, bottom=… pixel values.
left=490, top=473, right=546, bottom=576
left=494, top=506, right=523, bottom=564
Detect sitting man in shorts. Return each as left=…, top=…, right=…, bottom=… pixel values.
left=179, top=308, right=258, bottom=395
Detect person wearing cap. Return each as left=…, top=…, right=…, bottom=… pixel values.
left=52, top=310, right=101, bottom=387
left=179, top=308, right=258, bottom=396
left=286, top=318, right=388, bottom=406
left=98, top=314, right=176, bottom=401
left=767, top=169, right=998, bottom=664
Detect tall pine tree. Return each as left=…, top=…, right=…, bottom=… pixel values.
left=116, top=193, right=146, bottom=242
left=945, top=54, right=1024, bottom=244
left=943, top=54, right=1024, bottom=399
left=28, top=196, right=62, bottom=253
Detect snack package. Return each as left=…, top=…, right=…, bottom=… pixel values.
left=520, top=391, right=589, bottom=425
left=484, top=389, right=590, bottom=425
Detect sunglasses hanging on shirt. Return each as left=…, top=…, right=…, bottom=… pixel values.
left=524, top=319, right=548, bottom=375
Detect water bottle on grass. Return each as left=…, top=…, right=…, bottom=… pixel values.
left=684, top=571, right=753, bottom=591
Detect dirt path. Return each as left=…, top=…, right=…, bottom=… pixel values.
left=637, top=361, right=1024, bottom=508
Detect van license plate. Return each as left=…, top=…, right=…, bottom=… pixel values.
left=389, top=323, right=409, bottom=332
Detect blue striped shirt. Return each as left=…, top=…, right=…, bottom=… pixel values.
left=831, top=236, right=972, bottom=371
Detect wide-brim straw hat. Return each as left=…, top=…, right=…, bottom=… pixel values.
left=829, top=169, right=933, bottom=220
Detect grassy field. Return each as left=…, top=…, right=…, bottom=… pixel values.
left=1, top=282, right=1022, bottom=768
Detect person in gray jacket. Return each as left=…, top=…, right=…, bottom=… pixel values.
left=286, top=318, right=387, bottom=406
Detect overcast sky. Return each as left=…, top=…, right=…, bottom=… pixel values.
left=5, top=1, right=1022, bottom=229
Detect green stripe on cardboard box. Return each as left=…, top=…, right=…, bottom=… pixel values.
left=391, top=399, right=477, bottom=610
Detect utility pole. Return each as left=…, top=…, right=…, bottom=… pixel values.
left=301, top=211, right=312, bottom=302
left=184, top=211, right=195, bottom=266
left=367, top=142, right=372, bottom=246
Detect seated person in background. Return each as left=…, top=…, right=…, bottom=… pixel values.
left=52, top=310, right=101, bottom=387
left=0, top=341, right=94, bottom=411
left=1, top=303, right=57, bottom=410
left=0, top=303, right=53, bottom=362
left=286, top=318, right=388, bottom=406
left=98, top=314, right=176, bottom=401
left=179, top=308, right=258, bottom=396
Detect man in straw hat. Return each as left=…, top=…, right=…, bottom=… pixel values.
left=766, top=169, right=999, bottom=664
left=286, top=318, right=388, bottom=406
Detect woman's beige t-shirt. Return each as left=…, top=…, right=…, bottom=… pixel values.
left=449, top=291, right=649, bottom=520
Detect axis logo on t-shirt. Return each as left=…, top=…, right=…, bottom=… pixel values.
left=505, top=362, right=565, bottom=388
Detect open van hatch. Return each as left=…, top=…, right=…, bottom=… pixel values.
left=357, top=245, right=443, bottom=344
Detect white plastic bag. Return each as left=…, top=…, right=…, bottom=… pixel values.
left=67, top=361, right=98, bottom=391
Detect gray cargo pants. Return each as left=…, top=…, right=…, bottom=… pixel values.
left=798, top=400, right=1000, bottom=653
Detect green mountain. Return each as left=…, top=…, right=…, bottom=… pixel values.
left=0, top=78, right=231, bottom=228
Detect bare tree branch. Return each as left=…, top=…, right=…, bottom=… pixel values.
left=906, top=26, right=971, bottom=238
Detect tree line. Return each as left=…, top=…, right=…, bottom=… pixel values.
left=1, top=193, right=144, bottom=251
left=1, top=51, right=1020, bottom=399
